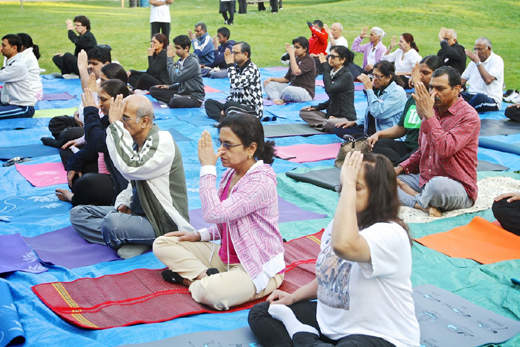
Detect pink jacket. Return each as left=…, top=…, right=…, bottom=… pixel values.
left=351, top=36, right=387, bottom=68
left=198, top=161, right=285, bottom=293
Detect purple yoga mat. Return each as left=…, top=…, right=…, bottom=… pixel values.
left=0, top=233, right=47, bottom=274
left=42, top=92, right=76, bottom=101
left=189, top=196, right=327, bottom=229
left=24, top=226, right=120, bottom=269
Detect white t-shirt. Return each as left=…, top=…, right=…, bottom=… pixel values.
left=316, top=220, right=420, bottom=347
left=382, top=48, right=422, bottom=74
left=461, top=51, right=504, bottom=105
left=150, top=0, right=171, bottom=23
left=326, top=36, right=348, bottom=54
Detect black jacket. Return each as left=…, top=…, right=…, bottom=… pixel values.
left=437, top=41, right=466, bottom=75
left=315, top=63, right=356, bottom=121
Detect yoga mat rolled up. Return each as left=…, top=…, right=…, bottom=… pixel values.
left=478, top=138, right=520, bottom=156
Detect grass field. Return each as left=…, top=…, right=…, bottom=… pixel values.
left=1, top=0, right=519, bottom=88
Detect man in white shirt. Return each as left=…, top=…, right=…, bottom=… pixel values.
left=461, top=37, right=504, bottom=113
left=324, top=23, right=348, bottom=54
left=0, top=34, right=36, bottom=119
left=150, top=0, right=173, bottom=42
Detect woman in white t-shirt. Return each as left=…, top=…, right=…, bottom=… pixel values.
left=382, top=33, right=421, bottom=88
left=249, top=151, right=420, bottom=347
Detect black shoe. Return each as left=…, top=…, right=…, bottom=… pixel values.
left=41, top=137, right=59, bottom=148
left=206, top=268, right=220, bottom=276
left=161, top=269, right=185, bottom=284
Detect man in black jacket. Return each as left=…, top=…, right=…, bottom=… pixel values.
left=437, top=28, right=466, bottom=75
left=52, top=15, right=97, bottom=77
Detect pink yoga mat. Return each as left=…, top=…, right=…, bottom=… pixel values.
left=15, top=162, right=67, bottom=187
left=275, top=143, right=341, bottom=163
left=204, top=86, right=222, bottom=93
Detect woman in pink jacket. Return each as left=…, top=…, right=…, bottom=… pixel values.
left=153, top=114, right=285, bottom=310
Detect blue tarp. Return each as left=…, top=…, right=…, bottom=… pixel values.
left=1, top=70, right=519, bottom=346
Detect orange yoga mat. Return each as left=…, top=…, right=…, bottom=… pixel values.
left=415, top=216, right=520, bottom=264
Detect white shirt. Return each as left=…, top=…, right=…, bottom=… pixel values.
left=382, top=48, right=422, bottom=74
left=326, top=36, right=348, bottom=54
left=316, top=221, right=420, bottom=347
left=0, top=53, right=36, bottom=106
left=150, top=0, right=171, bottom=23
left=461, top=51, right=504, bottom=105
left=367, top=47, right=377, bottom=66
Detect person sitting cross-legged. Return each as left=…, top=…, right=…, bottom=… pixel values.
left=299, top=46, right=356, bottom=133
left=264, top=37, right=316, bottom=105
left=248, top=151, right=420, bottom=347
left=153, top=115, right=284, bottom=311
left=149, top=35, right=205, bottom=108
left=395, top=66, right=480, bottom=217
left=70, top=94, right=194, bottom=259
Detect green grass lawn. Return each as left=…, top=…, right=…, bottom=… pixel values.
left=1, top=0, right=519, bottom=88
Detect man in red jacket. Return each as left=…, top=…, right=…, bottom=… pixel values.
left=307, top=20, right=328, bottom=74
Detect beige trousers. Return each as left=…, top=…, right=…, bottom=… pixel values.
left=153, top=235, right=284, bottom=310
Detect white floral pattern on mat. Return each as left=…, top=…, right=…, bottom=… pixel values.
left=399, top=177, right=520, bottom=224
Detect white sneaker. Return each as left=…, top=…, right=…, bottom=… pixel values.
left=62, top=73, right=80, bottom=79
left=510, top=93, right=520, bottom=104
left=505, top=91, right=519, bottom=102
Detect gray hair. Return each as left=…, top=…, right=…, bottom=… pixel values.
left=135, top=97, right=155, bottom=122
left=371, top=27, right=386, bottom=39
left=476, top=37, right=492, bottom=49
left=331, top=23, right=343, bottom=31
left=447, top=29, right=457, bottom=39
left=195, top=22, right=207, bottom=32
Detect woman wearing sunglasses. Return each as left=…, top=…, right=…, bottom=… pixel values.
left=299, top=46, right=356, bottom=133
left=153, top=114, right=285, bottom=310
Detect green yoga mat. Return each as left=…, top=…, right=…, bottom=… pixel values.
left=33, top=107, right=78, bottom=118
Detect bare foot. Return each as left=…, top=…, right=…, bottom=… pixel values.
left=397, top=179, right=419, bottom=197
left=428, top=207, right=442, bottom=217
left=273, top=98, right=286, bottom=105
left=55, top=189, right=73, bottom=202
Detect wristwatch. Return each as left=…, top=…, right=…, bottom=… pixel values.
left=475, top=62, right=481, bottom=67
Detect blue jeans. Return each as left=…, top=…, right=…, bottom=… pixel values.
left=397, top=174, right=474, bottom=211
left=70, top=205, right=156, bottom=249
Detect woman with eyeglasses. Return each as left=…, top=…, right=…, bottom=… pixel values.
left=299, top=46, right=356, bottom=133
left=367, top=55, right=443, bottom=165
left=154, top=114, right=285, bottom=311
left=335, top=60, right=407, bottom=140
left=248, top=151, right=420, bottom=347
left=381, top=33, right=422, bottom=88
left=128, top=33, right=171, bottom=91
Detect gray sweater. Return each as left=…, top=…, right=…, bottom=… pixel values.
left=166, top=53, right=205, bottom=102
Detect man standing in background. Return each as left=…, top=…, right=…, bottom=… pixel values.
left=150, top=0, right=173, bottom=41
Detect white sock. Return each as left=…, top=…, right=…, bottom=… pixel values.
left=268, top=304, right=319, bottom=339
left=116, top=244, right=150, bottom=259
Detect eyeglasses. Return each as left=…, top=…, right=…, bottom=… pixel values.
left=230, top=51, right=242, bottom=55
left=122, top=114, right=141, bottom=123
left=328, top=54, right=339, bottom=59
left=372, top=74, right=385, bottom=80
left=473, top=47, right=486, bottom=52
left=217, top=139, right=242, bottom=149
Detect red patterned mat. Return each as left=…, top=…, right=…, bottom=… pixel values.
left=32, top=230, right=323, bottom=329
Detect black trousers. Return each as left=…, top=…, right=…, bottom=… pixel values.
left=204, top=98, right=255, bottom=121
left=238, top=0, right=247, bottom=13
left=47, top=116, right=85, bottom=148
left=248, top=301, right=395, bottom=347
left=53, top=53, right=79, bottom=75
left=505, top=105, right=520, bottom=122
left=371, top=138, right=416, bottom=165
left=492, top=199, right=520, bottom=236
left=128, top=71, right=163, bottom=91
left=151, top=22, right=171, bottom=42
left=149, top=86, right=203, bottom=108
left=71, top=173, right=114, bottom=207
left=258, top=0, right=279, bottom=11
